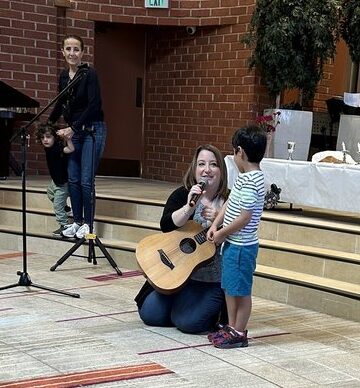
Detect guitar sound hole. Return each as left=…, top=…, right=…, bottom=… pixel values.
left=179, top=238, right=196, bottom=254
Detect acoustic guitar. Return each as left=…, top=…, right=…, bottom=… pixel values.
left=136, top=221, right=216, bottom=294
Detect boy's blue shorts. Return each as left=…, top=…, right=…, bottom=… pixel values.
left=221, top=241, right=258, bottom=297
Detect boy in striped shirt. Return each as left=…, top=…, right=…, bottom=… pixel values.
left=207, top=125, right=266, bottom=348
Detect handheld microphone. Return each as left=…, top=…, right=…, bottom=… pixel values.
left=189, top=179, right=208, bottom=207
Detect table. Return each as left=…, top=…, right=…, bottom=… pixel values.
left=224, top=156, right=360, bottom=213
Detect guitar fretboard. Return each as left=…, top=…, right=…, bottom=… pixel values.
left=194, top=227, right=209, bottom=245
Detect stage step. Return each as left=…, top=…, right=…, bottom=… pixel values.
left=0, top=178, right=359, bottom=321
left=255, top=264, right=360, bottom=300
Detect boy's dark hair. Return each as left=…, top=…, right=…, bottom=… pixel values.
left=35, top=122, right=59, bottom=144
left=232, top=125, right=267, bottom=163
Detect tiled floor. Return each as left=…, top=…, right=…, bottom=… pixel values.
left=0, top=248, right=360, bottom=387
left=1, top=176, right=360, bottom=387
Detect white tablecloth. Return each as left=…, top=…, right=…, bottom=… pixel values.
left=224, top=156, right=360, bottom=213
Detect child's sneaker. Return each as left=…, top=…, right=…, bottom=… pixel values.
left=207, top=323, right=229, bottom=342
left=64, top=205, right=73, bottom=217
left=213, top=329, right=248, bottom=349
left=61, top=222, right=80, bottom=238
left=52, top=225, right=69, bottom=237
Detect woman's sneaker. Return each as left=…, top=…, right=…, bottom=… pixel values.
left=213, top=329, right=248, bottom=349
left=75, top=223, right=90, bottom=239
left=61, top=222, right=80, bottom=238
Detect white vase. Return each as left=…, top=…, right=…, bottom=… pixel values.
left=264, top=109, right=313, bottom=161
left=265, top=132, right=274, bottom=158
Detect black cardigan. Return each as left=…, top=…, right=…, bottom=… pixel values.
left=48, top=66, right=104, bottom=132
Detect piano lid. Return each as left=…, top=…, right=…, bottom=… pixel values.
left=0, top=80, right=39, bottom=108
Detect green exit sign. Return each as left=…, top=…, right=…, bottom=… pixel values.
left=145, top=0, right=169, bottom=8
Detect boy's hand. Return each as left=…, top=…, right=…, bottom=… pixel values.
left=211, top=230, right=226, bottom=245
left=207, top=225, right=218, bottom=243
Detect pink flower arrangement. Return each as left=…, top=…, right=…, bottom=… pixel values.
left=256, top=111, right=281, bottom=133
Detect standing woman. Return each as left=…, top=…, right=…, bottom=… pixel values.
left=48, top=34, right=106, bottom=239
left=135, top=144, right=229, bottom=334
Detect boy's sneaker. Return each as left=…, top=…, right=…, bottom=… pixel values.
left=64, top=205, right=73, bottom=217
left=207, top=323, right=229, bottom=342
left=213, top=329, right=248, bottom=349
left=75, top=223, right=90, bottom=239
left=52, top=225, right=69, bottom=237
left=61, top=222, right=80, bottom=238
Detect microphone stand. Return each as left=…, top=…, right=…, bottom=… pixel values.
left=0, top=71, right=89, bottom=298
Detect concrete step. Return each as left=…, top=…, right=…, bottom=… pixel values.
left=0, top=207, right=159, bottom=243
left=1, top=222, right=359, bottom=297
left=1, top=178, right=359, bottom=322
left=0, top=228, right=138, bottom=272
left=258, top=240, right=360, bottom=285
left=255, top=264, right=360, bottom=300
left=260, top=211, right=360, bottom=255
left=2, top=201, right=359, bottom=256
left=0, top=184, right=165, bottom=223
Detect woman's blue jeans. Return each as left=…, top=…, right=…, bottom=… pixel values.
left=68, top=122, right=106, bottom=225
left=139, top=280, right=224, bottom=334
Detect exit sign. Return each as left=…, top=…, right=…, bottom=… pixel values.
left=145, top=0, right=169, bottom=8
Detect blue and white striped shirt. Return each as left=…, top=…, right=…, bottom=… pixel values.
left=224, top=170, right=265, bottom=246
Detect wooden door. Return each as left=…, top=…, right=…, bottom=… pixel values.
left=95, top=23, right=145, bottom=177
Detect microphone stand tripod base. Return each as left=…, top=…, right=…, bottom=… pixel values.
left=50, top=235, right=122, bottom=276
left=0, top=270, right=80, bottom=298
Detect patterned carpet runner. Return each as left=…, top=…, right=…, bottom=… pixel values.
left=0, top=362, right=173, bottom=387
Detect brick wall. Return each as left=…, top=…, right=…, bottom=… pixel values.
left=0, top=0, right=339, bottom=181
left=143, top=23, right=267, bottom=181
left=313, top=61, right=336, bottom=112
left=0, top=1, right=95, bottom=174
left=65, top=0, right=251, bottom=27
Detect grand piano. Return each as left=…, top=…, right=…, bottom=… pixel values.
left=0, top=81, right=39, bottom=179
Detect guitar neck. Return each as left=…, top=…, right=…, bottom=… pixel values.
left=194, top=227, right=209, bottom=245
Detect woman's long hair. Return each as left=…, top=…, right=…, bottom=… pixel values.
left=183, top=144, right=228, bottom=201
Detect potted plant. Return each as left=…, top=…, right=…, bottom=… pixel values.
left=341, top=0, right=360, bottom=65
left=255, top=111, right=281, bottom=158
left=243, top=0, right=342, bottom=160
left=337, top=1, right=360, bottom=158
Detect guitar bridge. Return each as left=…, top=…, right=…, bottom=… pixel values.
left=158, top=249, right=174, bottom=270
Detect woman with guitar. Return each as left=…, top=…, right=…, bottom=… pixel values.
left=135, top=144, right=228, bottom=334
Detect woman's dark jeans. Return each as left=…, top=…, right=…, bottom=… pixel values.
left=68, top=122, right=106, bottom=225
